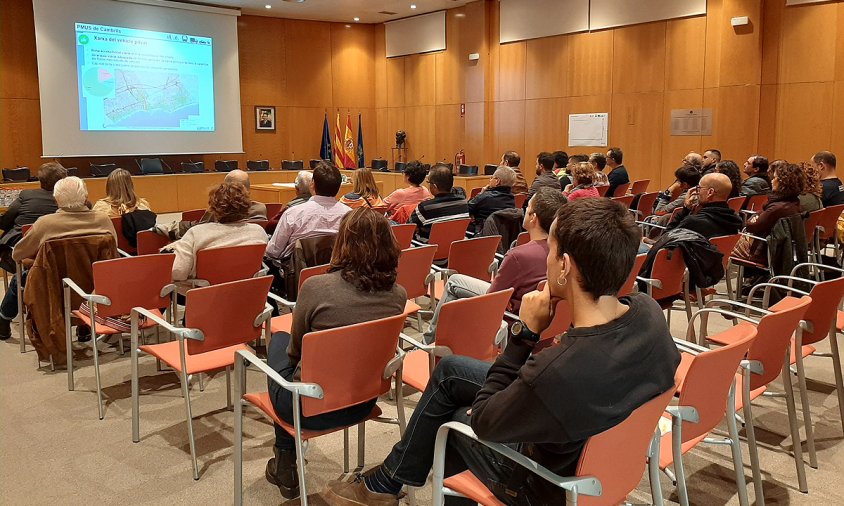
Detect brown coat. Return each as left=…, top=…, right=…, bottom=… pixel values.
left=13, top=209, right=117, bottom=262
left=24, top=235, right=118, bottom=364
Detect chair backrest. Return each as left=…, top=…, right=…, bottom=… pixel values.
left=748, top=296, right=811, bottom=389
left=458, top=164, right=478, bottom=176
left=21, top=224, right=32, bottom=236
left=195, top=244, right=266, bottom=285
left=678, top=325, right=756, bottom=442
left=575, top=383, right=678, bottom=506
left=817, top=204, right=844, bottom=241
left=541, top=298, right=572, bottom=340
left=110, top=217, right=136, bottom=255
left=514, top=193, right=528, bottom=209
left=181, top=161, right=206, bottom=173
left=428, top=218, right=471, bottom=261
left=469, top=187, right=483, bottom=199
left=2, top=167, right=30, bottom=182
left=391, top=223, right=416, bottom=250
left=265, top=203, right=283, bottom=218
left=215, top=160, right=238, bottom=172
left=300, top=313, right=406, bottom=417
left=181, top=209, right=206, bottom=222
left=397, top=246, right=437, bottom=299
left=447, top=236, right=500, bottom=281
left=282, top=160, right=304, bottom=171
left=611, top=194, right=635, bottom=210
left=649, top=248, right=686, bottom=300
left=596, top=185, right=610, bottom=197
left=436, top=289, right=513, bottom=362
left=139, top=158, right=164, bottom=175
left=90, top=163, right=118, bottom=177
left=634, top=192, right=659, bottom=219
left=184, top=276, right=272, bottom=355
left=513, top=231, right=530, bottom=249
left=630, top=179, right=650, bottom=195
left=136, top=230, right=171, bottom=255
left=614, top=182, right=631, bottom=196
left=92, top=254, right=175, bottom=318
left=298, top=264, right=330, bottom=290
left=247, top=160, right=270, bottom=171
left=709, top=234, right=741, bottom=271
left=800, top=276, right=844, bottom=346
left=619, top=254, right=648, bottom=297
left=727, top=196, right=746, bottom=213
left=803, top=208, right=824, bottom=243
left=745, top=194, right=768, bottom=212
left=65, top=167, right=79, bottom=177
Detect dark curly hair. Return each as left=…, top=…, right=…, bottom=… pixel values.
left=714, top=160, right=742, bottom=198
left=404, top=161, right=430, bottom=186
left=328, top=207, right=400, bottom=293
left=770, top=160, right=805, bottom=199
left=208, top=182, right=251, bottom=223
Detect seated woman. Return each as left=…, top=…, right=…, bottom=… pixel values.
left=799, top=161, right=824, bottom=213
left=264, top=207, right=407, bottom=499
left=562, top=162, right=600, bottom=201
left=384, top=161, right=432, bottom=220
left=340, top=167, right=386, bottom=210
left=732, top=160, right=804, bottom=265
left=167, top=182, right=268, bottom=281
left=92, top=168, right=151, bottom=217
left=713, top=160, right=743, bottom=199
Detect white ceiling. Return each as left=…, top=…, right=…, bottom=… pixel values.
left=175, top=0, right=472, bottom=23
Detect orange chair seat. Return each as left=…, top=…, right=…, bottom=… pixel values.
left=403, top=300, right=422, bottom=316
left=442, top=471, right=505, bottom=506
left=433, top=279, right=446, bottom=301
left=139, top=341, right=248, bottom=375
left=658, top=414, right=708, bottom=470
left=837, top=310, right=844, bottom=331
left=243, top=391, right=382, bottom=440
left=790, top=342, right=817, bottom=364
left=402, top=349, right=432, bottom=392
left=270, top=314, right=292, bottom=334
left=706, top=322, right=758, bottom=347
left=71, top=308, right=163, bottom=335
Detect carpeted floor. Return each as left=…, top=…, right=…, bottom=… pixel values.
left=1, top=262, right=843, bottom=505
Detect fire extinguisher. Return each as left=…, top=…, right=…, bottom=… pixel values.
left=454, top=149, right=466, bottom=171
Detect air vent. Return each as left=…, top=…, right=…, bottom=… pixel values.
left=378, top=10, right=398, bottom=15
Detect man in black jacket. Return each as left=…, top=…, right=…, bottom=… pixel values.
left=605, top=146, right=630, bottom=197
left=467, top=166, right=516, bottom=233
left=665, top=172, right=742, bottom=238
left=324, top=199, right=680, bottom=506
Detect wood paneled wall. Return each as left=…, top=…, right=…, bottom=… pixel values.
left=3, top=0, right=844, bottom=186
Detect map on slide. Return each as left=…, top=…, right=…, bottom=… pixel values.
left=102, top=70, right=200, bottom=128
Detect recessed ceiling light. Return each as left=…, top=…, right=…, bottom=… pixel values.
left=344, top=24, right=351, bottom=28
left=265, top=4, right=271, bottom=8
left=410, top=4, right=417, bottom=9
left=455, top=13, right=465, bottom=18
left=353, top=17, right=360, bottom=21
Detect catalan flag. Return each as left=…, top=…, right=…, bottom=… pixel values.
left=333, top=113, right=345, bottom=168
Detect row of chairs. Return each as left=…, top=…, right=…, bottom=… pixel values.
left=3, top=167, right=79, bottom=182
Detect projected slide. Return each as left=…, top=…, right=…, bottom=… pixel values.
left=74, top=23, right=214, bottom=131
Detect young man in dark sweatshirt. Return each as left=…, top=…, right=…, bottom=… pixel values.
left=324, top=198, right=681, bottom=506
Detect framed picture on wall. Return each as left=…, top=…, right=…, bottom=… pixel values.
left=255, top=106, right=276, bottom=132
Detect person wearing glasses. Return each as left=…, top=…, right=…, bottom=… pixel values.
left=664, top=173, right=741, bottom=238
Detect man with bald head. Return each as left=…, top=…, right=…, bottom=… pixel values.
left=665, top=172, right=742, bottom=238
left=224, top=169, right=268, bottom=220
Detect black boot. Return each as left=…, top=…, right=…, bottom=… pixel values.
left=76, top=324, right=91, bottom=343
left=265, top=446, right=299, bottom=499
left=0, top=317, right=11, bottom=340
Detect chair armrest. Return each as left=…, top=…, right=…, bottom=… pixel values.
left=747, top=282, right=810, bottom=307
left=504, top=310, right=518, bottom=321
left=384, top=347, right=406, bottom=379
left=740, top=210, right=758, bottom=217
left=739, top=231, right=767, bottom=243
left=767, top=275, right=819, bottom=288
left=235, top=349, right=323, bottom=399
left=410, top=239, right=426, bottom=248
left=400, top=332, right=433, bottom=351
left=636, top=276, right=663, bottom=290
left=254, top=303, right=273, bottom=328
left=131, top=306, right=204, bottom=341
left=117, top=248, right=132, bottom=258
left=703, top=298, right=771, bottom=317
left=687, top=308, right=760, bottom=343
left=672, top=338, right=708, bottom=355
left=434, top=422, right=602, bottom=496
left=268, top=291, right=295, bottom=308
left=62, top=277, right=110, bottom=305
left=666, top=405, right=700, bottom=424
left=740, top=359, right=765, bottom=376
left=638, top=222, right=667, bottom=231
left=791, top=262, right=844, bottom=277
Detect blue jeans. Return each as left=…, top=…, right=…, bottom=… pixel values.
left=0, top=269, right=27, bottom=321
left=267, top=331, right=376, bottom=450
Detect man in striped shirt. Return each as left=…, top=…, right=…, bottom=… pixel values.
left=408, top=163, right=469, bottom=242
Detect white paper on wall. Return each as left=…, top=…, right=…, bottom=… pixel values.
left=568, top=113, right=608, bottom=147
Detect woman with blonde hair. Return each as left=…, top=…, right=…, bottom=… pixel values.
left=340, top=167, right=385, bottom=209
left=562, top=162, right=600, bottom=200
left=92, top=168, right=151, bottom=217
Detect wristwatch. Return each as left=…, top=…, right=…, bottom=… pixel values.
left=510, top=320, right=541, bottom=344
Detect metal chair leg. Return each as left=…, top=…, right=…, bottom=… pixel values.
left=781, top=353, right=808, bottom=493
left=226, top=366, right=232, bottom=410
left=17, top=264, right=25, bottom=353
left=794, top=352, right=817, bottom=468
left=830, top=329, right=844, bottom=433
left=65, top=287, right=74, bottom=391
left=395, top=369, right=407, bottom=435
left=180, top=371, right=200, bottom=480
left=93, top=333, right=104, bottom=420
left=234, top=367, right=244, bottom=505
left=727, top=386, right=750, bottom=506
left=343, top=428, right=350, bottom=473
left=132, top=328, right=141, bottom=443
left=357, top=422, right=366, bottom=469
left=742, top=376, right=765, bottom=506
left=647, top=432, right=664, bottom=506
left=198, top=372, right=205, bottom=392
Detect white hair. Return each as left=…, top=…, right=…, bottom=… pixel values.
left=492, top=165, right=516, bottom=187
left=295, top=170, right=313, bottom=193
left=53, top=176, right=88, bottom=210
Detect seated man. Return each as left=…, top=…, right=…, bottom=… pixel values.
left=0, top=177, right=116, bottom=340
left=266, top=170, right=312, bottom=235
left=324, top=198, right=681, bottom=506
left=266, top=161, right=350, bottom=261
left=467, top=166, right=516, bottom=234
left=408, top=163, right=469, bottom=242
left=500, top=151, right=528, bottom=195
left=526, top=152, right=560, bottom=206
left=665, top=173, right=742, bottom=238
left=423, top=188, right=566, bottom=343
left=741, top=155, right=771, bottom=196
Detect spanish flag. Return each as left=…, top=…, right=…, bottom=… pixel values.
left=333, top=113, right=345, bottom=168
left=344, top=115, right=356, bottom=169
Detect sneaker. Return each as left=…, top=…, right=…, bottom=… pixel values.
left=76, top=325, right=92, bottom=343
left=265, top=447, right=300, bottom=499
left=0, top=317, right=11, bottom=340
left=323, top=474, right=399, bottom=506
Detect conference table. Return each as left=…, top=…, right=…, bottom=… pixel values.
left=0, top=170, right=490, bottom=213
